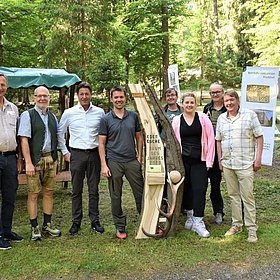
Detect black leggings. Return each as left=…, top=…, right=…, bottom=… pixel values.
left=181, top=155, right=208, bottom=217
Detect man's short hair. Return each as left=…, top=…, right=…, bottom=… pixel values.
left=165, top=87, right=178, bottom=96
left=77, top=81, right=92, bottom=94
left=110, top=86, right=126, bottom=98
left=0, top=73, right=8, bottom=82
left=209, top=82, right=224, bottom=93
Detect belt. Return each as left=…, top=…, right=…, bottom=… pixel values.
left=41, top=152, right=52, bottom=157
left=0, top=151, right=17, bottom=156
left=71, top=147, right=97, bottom=153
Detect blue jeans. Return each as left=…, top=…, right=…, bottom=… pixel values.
left=0, top=154, right=18, bottom=235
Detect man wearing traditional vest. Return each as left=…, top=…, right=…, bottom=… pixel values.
left=18, top=86, right=61, bottom=241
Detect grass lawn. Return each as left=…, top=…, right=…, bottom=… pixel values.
left=1, top=142, right=280, bottom=279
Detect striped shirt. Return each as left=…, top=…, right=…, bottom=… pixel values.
left=216, top=108, right=263, bottom=169
left=0, top=97, right=18, bottom=152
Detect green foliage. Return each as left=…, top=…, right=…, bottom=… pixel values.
left=243, top=0, right=280, bottom=66
left=39, top=0, right=115, bottom=76
left=1, top=0, right=278, bottom=93
left=0, top=0, right=44, bottom=67
left=114, top=0, right=187, bottom=86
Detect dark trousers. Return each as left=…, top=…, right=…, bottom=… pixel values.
left=0, top=154, right=18, bottom=235
left=0, top=198, right=2, bottom=234
left=182, top=156, right=208, bottom=217
left=207, top=152, right=224, bottom=216
left=107, top=159, right=144, bottom=230
left=70, top=149, right=101, bottom=225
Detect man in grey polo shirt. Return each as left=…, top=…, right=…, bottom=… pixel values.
left=98, top=86, right=144, bottom=239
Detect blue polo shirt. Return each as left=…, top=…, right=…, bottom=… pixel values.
left=99, top=109, right=141, bottom=163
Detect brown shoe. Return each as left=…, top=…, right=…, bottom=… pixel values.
left=225, top=225, right=242, bottom=236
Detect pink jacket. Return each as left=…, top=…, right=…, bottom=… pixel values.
left=172, top=112, right=215, bottom=168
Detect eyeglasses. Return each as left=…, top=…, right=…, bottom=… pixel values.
left=210, top=91, right=222, bottom=96
left=34, top=94, right=49, bottom=99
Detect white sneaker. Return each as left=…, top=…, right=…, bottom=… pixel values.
left=184, top=217, right=193, bottom=230
left=247, top=230, right=258, bottom=243
left=192, top=220, right=210, bottom=238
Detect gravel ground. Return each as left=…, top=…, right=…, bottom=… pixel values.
left=124, top=263, right=280, bottom=280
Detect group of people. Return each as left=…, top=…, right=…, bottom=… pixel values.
left=163, top=84, right=263, bottom=242
left=0, top=75, right=143, bottom=250
left=0, top=72, right=263, bottom=250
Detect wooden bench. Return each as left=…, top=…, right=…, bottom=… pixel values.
left=18, top=171, right=71, bottom=185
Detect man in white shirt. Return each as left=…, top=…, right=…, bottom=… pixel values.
left=0, top=73, right=23, bottom=249
left=58, top=82, right=105, bottom=235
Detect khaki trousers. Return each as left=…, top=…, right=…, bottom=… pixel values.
left=223, top=166, right=257, bottom=231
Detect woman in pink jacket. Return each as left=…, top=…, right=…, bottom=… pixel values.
left=172, top=93, right=215, bottom=238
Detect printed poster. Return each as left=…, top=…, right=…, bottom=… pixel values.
left=168, top=64, right=181, bottom=97
left=240, top=66, right=279, bottom=166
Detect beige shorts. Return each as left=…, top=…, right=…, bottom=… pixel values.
left=27, top=154, right=57, bottom=193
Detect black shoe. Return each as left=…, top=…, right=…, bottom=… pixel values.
left=69, top=223, right=80, bottom=235
left=0, top=236, right=12, bottom=250
left=2, top=231, right=24, bottom=242
left=91, top=221, right=104, bottom=234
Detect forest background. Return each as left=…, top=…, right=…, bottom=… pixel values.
left=1, top=0, right=279, bottom=99
left=1, top=1, right=280, bottom=279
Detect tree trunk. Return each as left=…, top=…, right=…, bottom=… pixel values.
left=147, top=86, right=185, bottom=237
left=161, top=2, right=169, bottom=95
left=212, top=0, right=221, bottom=62
left=0, top=22, right=3, bottom=64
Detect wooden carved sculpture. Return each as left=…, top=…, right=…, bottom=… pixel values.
left=128, top=84, right=184, bottom=239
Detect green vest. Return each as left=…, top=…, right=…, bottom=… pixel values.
left=28, top=108, right=58, bottom=165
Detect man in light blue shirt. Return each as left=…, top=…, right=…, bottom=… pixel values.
left=58, top=82, right=105, bottom=235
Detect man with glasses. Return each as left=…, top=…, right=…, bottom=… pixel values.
left=203, top=82, right=226, bottom=225
left=19, top=86, right=61, bottom=241
left=0, top=73, right=23, bottom=250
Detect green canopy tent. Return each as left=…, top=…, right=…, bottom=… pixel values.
left=0, top=66, right=80, bottom=89
left=0, top=66, right=81, bottom=109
